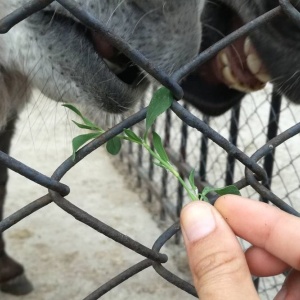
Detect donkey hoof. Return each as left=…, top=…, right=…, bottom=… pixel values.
left=0, top=273, right=33, bottom=295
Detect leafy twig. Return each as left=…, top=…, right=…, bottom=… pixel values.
left=63, top=87, right=241, bottom=201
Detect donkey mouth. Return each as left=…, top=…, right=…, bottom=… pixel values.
left=89, top=31, right=143, bottom=86
left=34, top=8, right=150, bottom=114
left=204, top=36, right=271, bottom=94
left=200, top=15, right=271, bottom=93
left=181, top=3, right=272, bottom=116
left=41, top=10, right=146, bottom=89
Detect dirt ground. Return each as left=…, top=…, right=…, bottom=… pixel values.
left=1, top=95, right=193, bottom=300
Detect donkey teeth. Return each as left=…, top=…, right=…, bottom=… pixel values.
left=222, top=66, right=237, bottom=84
left=221, top=52, right=267, bottom=93
left=244, top=37, right=271, bottom=83
left=230, top=83, right=254, bottom=93
left=255, top=72, right=271, bottom=83
left=244, top=37, right=252, bottom=56
left=223, top=65, right=252, bottom=92
left=246, top=54, right=262, bottom=75
left=223, top=65, right=266, bottom=93
left=219, top=51, right=229, bottom=66
left=230, top=80, right=266, bottom=93
left=246, top=52, right=271, bottom=83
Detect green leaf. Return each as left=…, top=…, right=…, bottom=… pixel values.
left=213, top=185, right=241, bottom=196
left=200, top=185, right=241, bottom=201
left=72, top=120, right=102, bottom=131
left=152, top=131, right=169, bottom=162
left=63, top=104, right=100, bottom=130
left=146, top=87, right=173, bottom=133
left=124, top=129, right=143, bottom=144
left=106, top=137, right=122, bottom=155
left=188, top=169, right=197, bottom=191
left=201, top=186, right=214, bottom=197
left=200, top=186, right=217, bottom=201
left=72, top=132, right=101, bottom=160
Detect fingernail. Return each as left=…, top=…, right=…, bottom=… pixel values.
left=181, top=202, right=216, bottom=242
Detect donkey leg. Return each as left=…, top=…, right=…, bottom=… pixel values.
left=0, top=118, right=33, bottom=295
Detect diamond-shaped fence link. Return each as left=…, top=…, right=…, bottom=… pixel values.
left=0, top=1, right=300, bottom=299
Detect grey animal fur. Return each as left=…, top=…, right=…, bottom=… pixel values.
left=2, top=1, right=300, bottom=127
left=0, top=0, right=204, bottom=129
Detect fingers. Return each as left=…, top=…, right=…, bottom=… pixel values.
left=245, top=246, right=289, bottom=277
left=275, top=269, right=300, bottom=300
left=215, top=196, right=300, bottom=271
left=180, top=201, right=259, bottom=300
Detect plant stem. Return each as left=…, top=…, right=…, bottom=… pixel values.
left=142, top=141, right=198, bottom=201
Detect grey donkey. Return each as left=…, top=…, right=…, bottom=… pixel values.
left=0, top=0, right=204, bottom=295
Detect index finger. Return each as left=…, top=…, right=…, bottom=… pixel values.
left=215, top=195, right=300, bottom=270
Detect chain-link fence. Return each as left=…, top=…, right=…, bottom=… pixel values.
left=0, top=0, right=300, bottom=299
left=119, top=87, right=300, bottom=299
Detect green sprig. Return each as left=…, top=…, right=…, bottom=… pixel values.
left=64, top=86, right=241, bottom=201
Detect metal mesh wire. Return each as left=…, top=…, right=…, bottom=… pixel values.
left=1, top=0, right=300, bottom=299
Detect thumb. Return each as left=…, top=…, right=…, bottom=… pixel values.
left=180, top=201, right=258, bottom=300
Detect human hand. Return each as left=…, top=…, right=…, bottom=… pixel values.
left=180, top=195, right=300, bottom=300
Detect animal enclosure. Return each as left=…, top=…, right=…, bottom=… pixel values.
left=0, top=1, right=300, bottom=299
